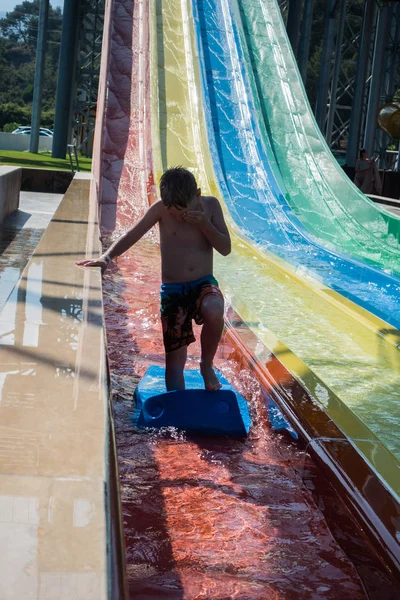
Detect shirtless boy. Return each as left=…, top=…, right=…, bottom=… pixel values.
left=77, top=167, right=231, bottom=392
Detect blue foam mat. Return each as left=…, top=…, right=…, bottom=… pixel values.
left=133, top=365, right=252, bottom=437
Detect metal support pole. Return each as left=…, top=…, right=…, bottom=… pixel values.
left=298, top=0, right=313, bottom=83
left=286, top=0, right=303, bottom=58
left=326, top=0, right=346, bottom=146
left=377, top=4, right=399, bottom=167
left=30, top=0, right=49, bottom=154
left=52, top=0, right=80, bottom=159
left=388, top=3, right=400, bottom=100
left=345, top=0, right=377, bottom=167
left=315, top=0, right=338, bottom=134
left=364, top=5, right=391, bottom=157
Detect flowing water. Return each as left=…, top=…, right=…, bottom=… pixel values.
left=97, top=0, right=391, bottom=595
left=102, top=235, right=367, bottom=598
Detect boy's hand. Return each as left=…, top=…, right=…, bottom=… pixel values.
left=183, top=202, right=210, bottom=228
left=76, top=256, right=109, bottom=274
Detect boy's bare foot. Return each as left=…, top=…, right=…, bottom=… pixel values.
left=200, top=361, right=222, bottom=391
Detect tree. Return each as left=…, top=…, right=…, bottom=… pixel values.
left=0, top=0, right=62, bottom=126
left=0, top=1, right=62, bottom=48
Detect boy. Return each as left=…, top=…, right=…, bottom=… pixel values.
left=77, top=167, right=231, bottom=392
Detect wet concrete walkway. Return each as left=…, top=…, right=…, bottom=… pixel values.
left=0, top=191, right=63, bottom=310
left=0, top=178, right=109, bottom=599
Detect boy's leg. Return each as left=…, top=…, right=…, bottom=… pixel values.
left=199, top=295, right=224, bottom=391
left=165, top=345, right=187, bottom=391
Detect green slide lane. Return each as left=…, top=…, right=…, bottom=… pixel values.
left=236, top=0, right=400, bottom=275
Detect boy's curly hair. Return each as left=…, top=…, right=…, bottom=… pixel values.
left=160, top=166, right=198, bottom=208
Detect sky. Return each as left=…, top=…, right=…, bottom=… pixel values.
left=0, top=0, right=63, bottom=15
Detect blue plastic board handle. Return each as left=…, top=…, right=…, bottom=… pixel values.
left=133, top=365, right=252, bottom=437
left=267, top=396, right=298, bottom=440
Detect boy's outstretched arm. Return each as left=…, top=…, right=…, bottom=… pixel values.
left=184, top=197, right=231, bottom=256
left=76, top=202, right=161, bottom=272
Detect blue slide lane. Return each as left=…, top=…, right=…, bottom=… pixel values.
left=192, top=0, right=400, bottom=329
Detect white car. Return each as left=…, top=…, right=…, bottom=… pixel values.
left=12, top=126, right=53, bottom=137
left=11, top=126, right=30, bottom=134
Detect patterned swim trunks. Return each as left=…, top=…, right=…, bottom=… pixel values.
left=160, top=274, right=223, bottom=353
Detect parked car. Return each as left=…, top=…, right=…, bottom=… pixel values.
left=11, top=126, right=53, bottom=137
left=11, top=126, right=30, bottom=134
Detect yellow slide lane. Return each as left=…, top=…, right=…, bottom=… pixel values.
left=149, top=0, right=400, bottom=495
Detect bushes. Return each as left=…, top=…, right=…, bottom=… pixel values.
left=3, top=122, right=20, bottom=133
left=0, top=103, right=30, bottom=129
left=22, top=84, right=34, bottom=103
left=0, top=103, right=54, bottom=130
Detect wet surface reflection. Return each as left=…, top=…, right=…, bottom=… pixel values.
left=0, top=182, right=107, bottom=598
left=0, top=227, right=44, bottom=312
left=102, top=238, right=366, bottom=598
left=0, top=476, right=106, bottom=600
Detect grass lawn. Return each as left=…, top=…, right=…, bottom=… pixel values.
left=0, top=150, right=92, bottom=172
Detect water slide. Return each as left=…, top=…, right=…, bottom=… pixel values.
left=194, top=0, right=400, bottom=330
left=145, top=0, right=400, bottom=469
left=187, top=0, right=400, bottom=460
left=237, top=0, right=400, bottom=266
left=97, top=0, right=400, bottom=592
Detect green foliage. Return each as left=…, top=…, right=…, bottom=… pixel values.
left=0, top=102, right=30, bottom=128
left=3, top=121, right=20, bottom=132
left=0, top=1, right=62, bottom=47
left=22, top=83, right=34, bottom=102
left=0, top=1, right=62, bottom=123
left=0, top=102, right=54, bottom=129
